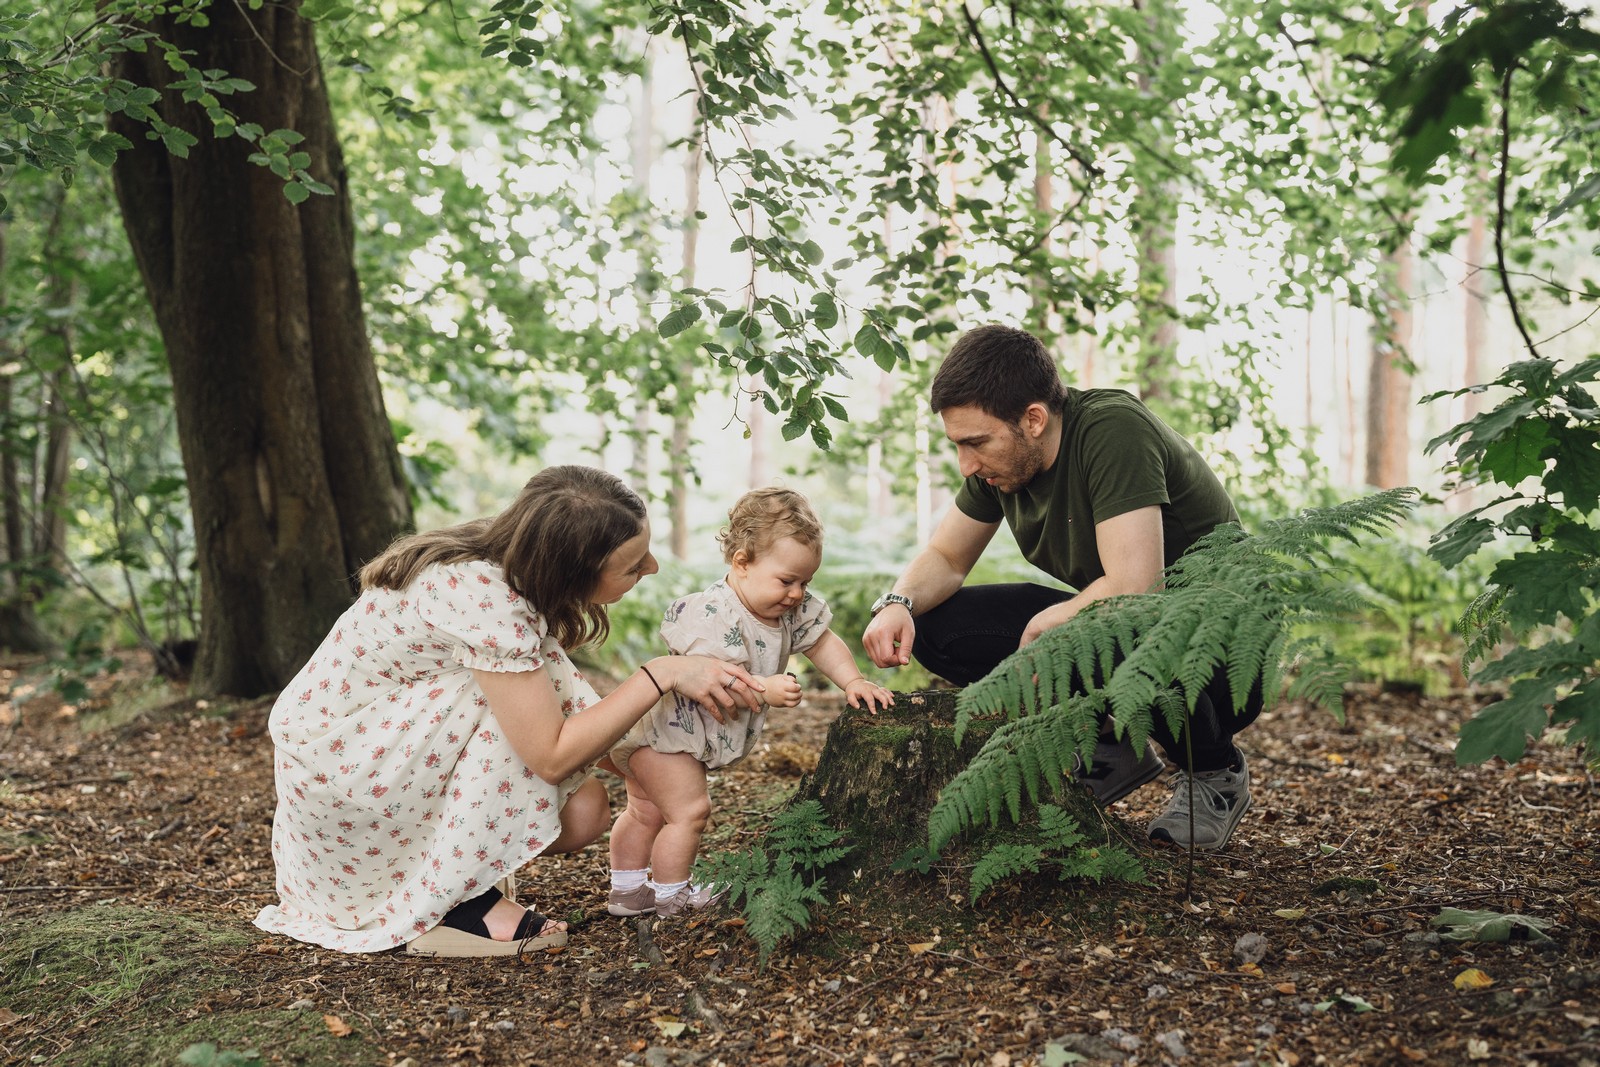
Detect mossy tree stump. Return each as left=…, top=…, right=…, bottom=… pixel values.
left=793, top=689, right=1113, bottom=860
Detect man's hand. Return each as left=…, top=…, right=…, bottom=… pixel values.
left=760, top=673, right=804, bottom=708
left=1020, top=600, right=1076, bottom=648
left=862, top=603, right=914, bottom=667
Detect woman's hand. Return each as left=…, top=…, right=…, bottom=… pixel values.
left=655, top=656, right=765, bottom=723
left=843, top=677, right=895, bottom=713
left=759, top=673, right=804, bottom=708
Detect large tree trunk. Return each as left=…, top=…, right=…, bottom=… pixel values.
left=109, top=1, right=411, bottom=696
left=0, top=220, right=56, bottom=654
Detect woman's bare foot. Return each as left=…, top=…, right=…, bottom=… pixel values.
left=483, top=896, right=566, bottom=941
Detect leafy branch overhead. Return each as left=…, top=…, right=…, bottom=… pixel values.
left=928, top=488, right=1419, bottom=860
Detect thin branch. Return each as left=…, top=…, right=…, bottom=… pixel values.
left=1495, top=64, right=1539, bottom=357
left=228, top=0, right=311, bottom=78
left=1534, top=304, right=1599, bottom=348
left=960, top=4, right=1101, bottom=180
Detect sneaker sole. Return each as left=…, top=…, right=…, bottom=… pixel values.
left=606, top=903, right=657, bottom=917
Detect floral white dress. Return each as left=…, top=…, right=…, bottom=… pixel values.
left=609, top=578, right=831, bottom=775
left=253, top=560, right=597, bottom=953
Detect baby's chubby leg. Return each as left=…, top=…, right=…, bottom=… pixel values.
left=625, top=748, right=710, bottom=885
left=609, top=773, right=667, bottom=873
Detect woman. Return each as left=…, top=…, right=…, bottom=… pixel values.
left=253, top=466, right=764, bottom=956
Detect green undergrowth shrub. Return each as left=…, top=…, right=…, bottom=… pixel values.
left=1319, top=529, right=1499, bottom=694
left=696, top=799, right=851, bottom=965
left=1426, top=356, right=1600, bottom=763
left=931, top=489, right=1418, bottom=880
left=964, top=803, right=1145, bottom=904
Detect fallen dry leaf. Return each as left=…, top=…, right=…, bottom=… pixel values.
left=652, top=1016, right=687, bottom=1038
left=907, top=942, right=936, bottom=954
left=1454, top=968, right=1494, bottom=991
left=323, top=1014, right=353, bottom=1038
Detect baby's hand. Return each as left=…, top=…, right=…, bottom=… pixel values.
left=843, top=678, right=894, bottom=713
left=761, top=673, right=804, bottom=708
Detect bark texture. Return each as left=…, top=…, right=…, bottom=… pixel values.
left=1365, top=245, right=1414, bottom=489
left=796, top=690, right=1105, bottom=855
left=109, top=2, right=411, bottom=695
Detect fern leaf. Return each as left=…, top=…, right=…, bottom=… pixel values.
left=744, top=868, right=823, bottom=965
left=1035, top=804, right=1086, bottom=852
left=970, top=843, right=1044, bottom=903
left=1459, top=586, right=1509, bottom=669
left=928, top=707, right=1083, bottom=852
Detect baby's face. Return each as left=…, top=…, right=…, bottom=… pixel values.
left=731, top=536, right=821, bottom=624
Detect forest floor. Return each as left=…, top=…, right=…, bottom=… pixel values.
left=1, top=654, right=1598, bottom=1067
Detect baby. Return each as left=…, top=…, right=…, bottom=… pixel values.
left=605, top=487, right=894, bottom=916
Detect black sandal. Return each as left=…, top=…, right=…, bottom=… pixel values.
left=405, top=886, right=568, bottom=957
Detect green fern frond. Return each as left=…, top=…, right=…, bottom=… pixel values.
left=970, top=843, right=1045, bottom=903
left=744, top=868, right=826, bottom=965
left=930, top=488, right=1418, bottom=862
left=1225, top=608, right=1281, bottom=711
left=929, top=703, right=1090, bottom=853
left=764, top=800, right=853, bottom=873
left=699, top=800, right=852, bottom=965
left=697, top=846, right=772, bottom=909
left=1460, top=586, right=1509, bottom=669
left=1175, top=597, right=1240, bottom=699
left=1035, top=803, right=1087, bottom=852
left=1052, top=843, right=1146, bottom=885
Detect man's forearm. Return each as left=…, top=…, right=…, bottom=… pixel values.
left=893, top=545, right=970, bottom=616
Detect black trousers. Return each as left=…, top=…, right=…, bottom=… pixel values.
left=911, top=583, right=1262, bottom=772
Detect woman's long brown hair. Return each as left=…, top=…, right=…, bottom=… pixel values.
left=358, top=466, right=646, bottom=650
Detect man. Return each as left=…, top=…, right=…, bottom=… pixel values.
left=861, top=324, right=1262, bottom=850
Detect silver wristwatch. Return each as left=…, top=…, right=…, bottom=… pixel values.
left=871, top=592, right=913, bottom=615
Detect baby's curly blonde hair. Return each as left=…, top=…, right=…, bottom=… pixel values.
left=716, top=487, right=823, bottom=564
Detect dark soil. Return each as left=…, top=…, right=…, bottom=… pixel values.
left=2, top=655, right=1597, bottom=1066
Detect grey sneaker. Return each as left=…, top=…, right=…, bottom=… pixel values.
left=1148, top=748, right=1251, bottom=851
left=606, top=883, right=657, bottom=917
left=1074, top=736, right=1166, bottom=804
left=654, top=884, right=726, bottom=918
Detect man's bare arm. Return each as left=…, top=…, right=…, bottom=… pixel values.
left=863, top=508, right=999, bottom=667
left=1019, top=505, right=1165, bottom=646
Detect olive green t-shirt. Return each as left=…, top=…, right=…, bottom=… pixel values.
left=954, top=388, right=1239, bottom=592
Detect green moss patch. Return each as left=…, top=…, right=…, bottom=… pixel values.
left=0, top=906, right=379, bottom=1066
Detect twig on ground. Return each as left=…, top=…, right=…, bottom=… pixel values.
left=0, top=884, right=140, bottom=892
left=18, top=775, right=131, bottom=794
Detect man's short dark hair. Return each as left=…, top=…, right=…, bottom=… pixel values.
left=929, top=324, right=1067, bottom=424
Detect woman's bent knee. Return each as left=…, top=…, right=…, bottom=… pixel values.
left=550, top=779, right=610, bottom=853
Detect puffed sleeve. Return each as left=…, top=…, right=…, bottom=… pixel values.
left=412, top=561, right=548, bottom=673
left=660, top=587, right=747, bottom=662
left=787, top=590, right=834, bottom=655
